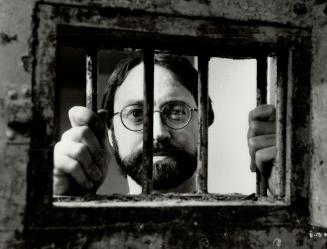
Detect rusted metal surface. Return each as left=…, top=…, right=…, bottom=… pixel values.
left=53, top=193, right=258, bottom=204
left=26, top=224, right=322, bottom=249
left=275, top=49, right=288, bottom=199
left=311, top=23, right=327, bottom=227
left=27, top=1, right=312, bottom=229
left=0, top=0, right=36, bottom=247
left=288, top=39, right=312, bottom=207
left=6, top=85, right=32, bottom=144
left=86, top=48, right=98, bottom=112
left=42, top=0, right=314, bottom=28
left=142, top=49, right=154, bottom=194
left=196, top=55, right=209, bottom=193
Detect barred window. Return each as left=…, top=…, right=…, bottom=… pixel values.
left=26, top=2, right=311, bottom=231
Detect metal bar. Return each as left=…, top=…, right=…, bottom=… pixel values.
left=257, top=56, right=268, bottom=106
left=196, top=55, right=209, bottom=193
left=275, top=50, right=288, bottom=198
left=86, top=48, right=98, bottom=112
left=256, top=55, right=268, bottom=197
left=142, top=49, right=154, bottom=194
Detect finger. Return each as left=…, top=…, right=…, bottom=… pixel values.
left=258, top=170, right=268, bottom=197
left=54, top=152, right=93, bottom=190
left=56, top=140, right=102, bottom=182
left=68, top=106, right=106, bottom=145
left=267, top=160, right=280, bottom=197
left=255, top=146, right=277, bottom=172
left=53, top=172, right=71, bottom=195
left=250, top=159, right=256, bottom=172
left=248, top=104, right=275, bottom=123
left=248, top=134, right=276, bottom=158
left=61, top=126, right=105, bottom=169
left=248, top=120, right=276, bottom=138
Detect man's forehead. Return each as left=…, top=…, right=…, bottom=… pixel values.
left=113, top=63, right=196, bottom=110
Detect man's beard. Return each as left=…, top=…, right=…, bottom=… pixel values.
left=111, top=127, right=197, bottom=190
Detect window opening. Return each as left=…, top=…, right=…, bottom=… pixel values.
left=56, top=48, right=278, bottom=197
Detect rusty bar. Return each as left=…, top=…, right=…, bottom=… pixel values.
left=256, top=55, right=268, bottom=197
left=86, top=48, right=98, bottom=112
left=275, top=50, right=288, bottom=198
left=196, top=55, right=209, bottom=193
left=257, top=56, right=268, bottom=106
left=142, top=49, right=154, bottom=194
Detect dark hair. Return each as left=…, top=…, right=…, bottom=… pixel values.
left=101, top=53, right=214, bottom=127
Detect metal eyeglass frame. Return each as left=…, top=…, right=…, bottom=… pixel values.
left=113, top=101, right=198, bottom=132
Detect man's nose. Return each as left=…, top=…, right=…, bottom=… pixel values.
left=153, top=112, right=171, bottom=141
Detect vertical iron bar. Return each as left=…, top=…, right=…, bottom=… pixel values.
left=142, top=49, right=154, bottom=194
left=86, top=49, right=98, bottom=112
left=275, top=50, right=287, bottom=198
left=256, top=55, right=268, bottom=196
left=196, top=55, right=209, bottom=193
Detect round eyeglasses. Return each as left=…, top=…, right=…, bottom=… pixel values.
left=113, top=101, right=198, bottom=132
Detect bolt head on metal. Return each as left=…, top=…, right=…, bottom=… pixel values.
left=22, top=87, right=31, bottom=98
left=8, top=89, right=18, bottom=100
left=6, top=129, right=16, bottom=140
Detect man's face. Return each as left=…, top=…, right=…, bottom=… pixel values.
left=111, top=63, right=198, bottom=190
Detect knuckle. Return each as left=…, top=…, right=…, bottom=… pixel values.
left=78, top=126, right=91, bottom=138
left=255, top=150, right=263, bottom=165
left=53, top=142, right=60, bottom=154
left=248, top=109, right=254, bottom=121
left=67, top=159, right=81, bottom=174
left=267, top=104, right=275, bottom=112
left=74, top=143, right=88, bottom=156
left=248, top=137, right=258, bottom=149
left=250, top=121, right=259, bottom=133
left=248, top=138, right=258, bottom=157
left=61, top=129, right=71, bottom=140
left=255, top=150, right=264, bottom=163
left=68, top=106, right=82, bottom=119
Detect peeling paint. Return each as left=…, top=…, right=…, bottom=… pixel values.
left=21, top=55, right=32, bottom=73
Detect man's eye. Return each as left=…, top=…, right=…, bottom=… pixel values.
left=171, top=109, right=182, bottom=115
left=127, top=109, right=143, bottom=120
left=168, top=108, right=186, bottom=120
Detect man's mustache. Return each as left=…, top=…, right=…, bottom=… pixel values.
left=133, top=143, right=186, bottom=157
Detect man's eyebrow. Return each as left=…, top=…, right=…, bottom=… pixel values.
left=158, top=98, right=196, bottom=109
left=123, top=100, right=144, bottom=107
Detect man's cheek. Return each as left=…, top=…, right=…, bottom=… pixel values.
left=119, top=137, right=142, bottom=159
left=173, top=133, right=197, bottom=155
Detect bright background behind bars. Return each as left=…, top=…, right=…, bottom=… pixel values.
left=207, top=58, right=256, bottom=194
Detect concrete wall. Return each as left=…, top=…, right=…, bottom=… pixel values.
left=1, top=0, right=327, bottom=248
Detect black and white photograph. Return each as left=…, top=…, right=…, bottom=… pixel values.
left=0, top=0, right=326, bottom=248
